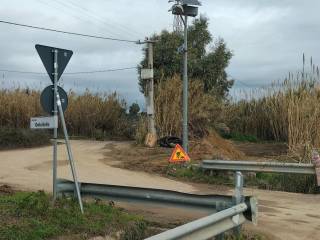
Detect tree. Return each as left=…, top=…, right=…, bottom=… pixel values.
left=129, top=103, right=140, bottom=117
left=139, top=16, right=233, bottom=99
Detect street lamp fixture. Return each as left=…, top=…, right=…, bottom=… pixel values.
left=170, top=0, right=201, bottom=17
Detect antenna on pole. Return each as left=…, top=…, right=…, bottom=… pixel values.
left=173, top=15, right=183, bottom=34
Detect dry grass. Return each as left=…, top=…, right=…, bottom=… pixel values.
left=189, top=131, right=245, bottom=160
left=0, top=89, right=41, bottom=128
left=65, top=90, right=128, bottom=138
left=225, top=59, right=320, bottom=162
left=154, top=75, right=222, bottom=138
left=0, top=88, right=130, bottom=139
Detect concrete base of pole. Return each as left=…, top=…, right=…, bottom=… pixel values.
left=145, top=133, right=158, bottom=148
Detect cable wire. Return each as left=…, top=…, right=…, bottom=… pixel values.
left=0, top=67, right=137, bottom=75
left=66, top=0, right=143, bottom=38
left=41, top=0, right=130, bottom=40
left=65, top=67, right=137, bottom=75
left=0, top=69, right=44, bottom=75
left=0, top=20, right=138, bottom=43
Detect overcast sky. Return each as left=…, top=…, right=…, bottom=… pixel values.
left=0, top=0, right=319, bottom=105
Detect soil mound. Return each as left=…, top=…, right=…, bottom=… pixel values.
left=190, top=131, right=245, bottom=161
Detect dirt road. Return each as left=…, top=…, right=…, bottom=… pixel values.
left=0, top=140, right=319, bottom=240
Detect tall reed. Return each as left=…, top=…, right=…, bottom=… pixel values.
left=225, top=57, right=320, bottom=162
left=0, top=88, right=130, bottom=139
left=154, top=75, right=222, bottom=138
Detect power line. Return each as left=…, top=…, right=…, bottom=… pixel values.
left=38, top=0, right=131, bottom=40
left=0, top=67, right=137, bottom=75
left=0, top=69, right=44, bottom=75
left=0, top=20, right=138, bottom=43
left=65, top=67, right=137, bottom=75
left=59, top=0, right=142, bottom=39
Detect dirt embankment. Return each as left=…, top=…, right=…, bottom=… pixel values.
left=101, top=132, right=245, bottom=174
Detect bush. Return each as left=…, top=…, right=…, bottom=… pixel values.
left=0, top=128, right=50, bottom=149
left=249, top=173, right=319, bottom=194
left=225, top=132, right=258, bottom=143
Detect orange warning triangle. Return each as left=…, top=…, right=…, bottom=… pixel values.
left=169, top=144, right=191, bottom=163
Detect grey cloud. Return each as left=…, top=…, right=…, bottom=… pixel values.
left=0, top=0, right=319, bottom=103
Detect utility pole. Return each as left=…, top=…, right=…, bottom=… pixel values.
left=138, top=38, right=157, bottom=147
left=147, top=41, right=156, bottom=136
left=182, top=15, right=188, bottom=152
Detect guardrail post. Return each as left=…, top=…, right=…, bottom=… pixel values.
left=234, top=171, right=244, bottom=237
left=215, top=201, right=228, bottom=240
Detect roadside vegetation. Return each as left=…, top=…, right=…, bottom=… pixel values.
left=0, top=16, right=319, bottom=195
left=0, top=88, right=138, bottom=145
left=0, top=128, right=50, bottom=150
left=0, top=186, right=266, bottom=240
left=166, top=164, right=319, bottom=194
left=0, top=189, right=147, bottom=240
left=224, top=58, right=320, bottom=163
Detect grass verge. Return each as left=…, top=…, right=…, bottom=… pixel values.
left=166, top=164, right=320, bottom=194
left=0, top=190, right=146, bottom=240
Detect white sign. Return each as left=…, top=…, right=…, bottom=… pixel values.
left=141, top=68, right=154, bottom=80
left=30, top=116, right=58, bottom=129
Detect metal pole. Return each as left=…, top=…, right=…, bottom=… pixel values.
left=56, top=92, right=84, bottom=213
left=53, top=49, right=58, bottom=201
left=147, top=41, right=156, bottom=135
left=234, top=171, right=244, bottom=236
left=182, top=15, right=188, bottom=152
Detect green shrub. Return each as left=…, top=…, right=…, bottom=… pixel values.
left=224, top=132, right=258, bottom=143
left=249, top=173, right=319, bottom=194
left=0, top=128, right=50, bottom=149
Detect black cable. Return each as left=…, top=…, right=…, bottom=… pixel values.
left=0, top=67, right=137, bottom=75
left=0, top=20, right=138, bottom=43
left=65, top=67, right=137, bottom=75
left=0, top=69, right=44, bottom=75
left=56, top=0, right=142, bottom=39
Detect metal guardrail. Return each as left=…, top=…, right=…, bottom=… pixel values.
left=57, top=179, right=257, bottom=240
left=145, top=203, right=249, bottom=240
left=57, top=179, right=252, bottom=212
left=201, top=160, right=316, bottom=175
left=57, top=179, right=258, bottom=240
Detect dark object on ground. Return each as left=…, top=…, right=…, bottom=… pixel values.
left=0, top=184, right=13, bottom=195
left=159, top=136, right=182, bottom=148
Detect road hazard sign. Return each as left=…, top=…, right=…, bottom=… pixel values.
left=169, top=144, right=190, bottom=163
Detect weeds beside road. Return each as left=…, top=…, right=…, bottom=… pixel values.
left=0, top=190, right=147, bottom=240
